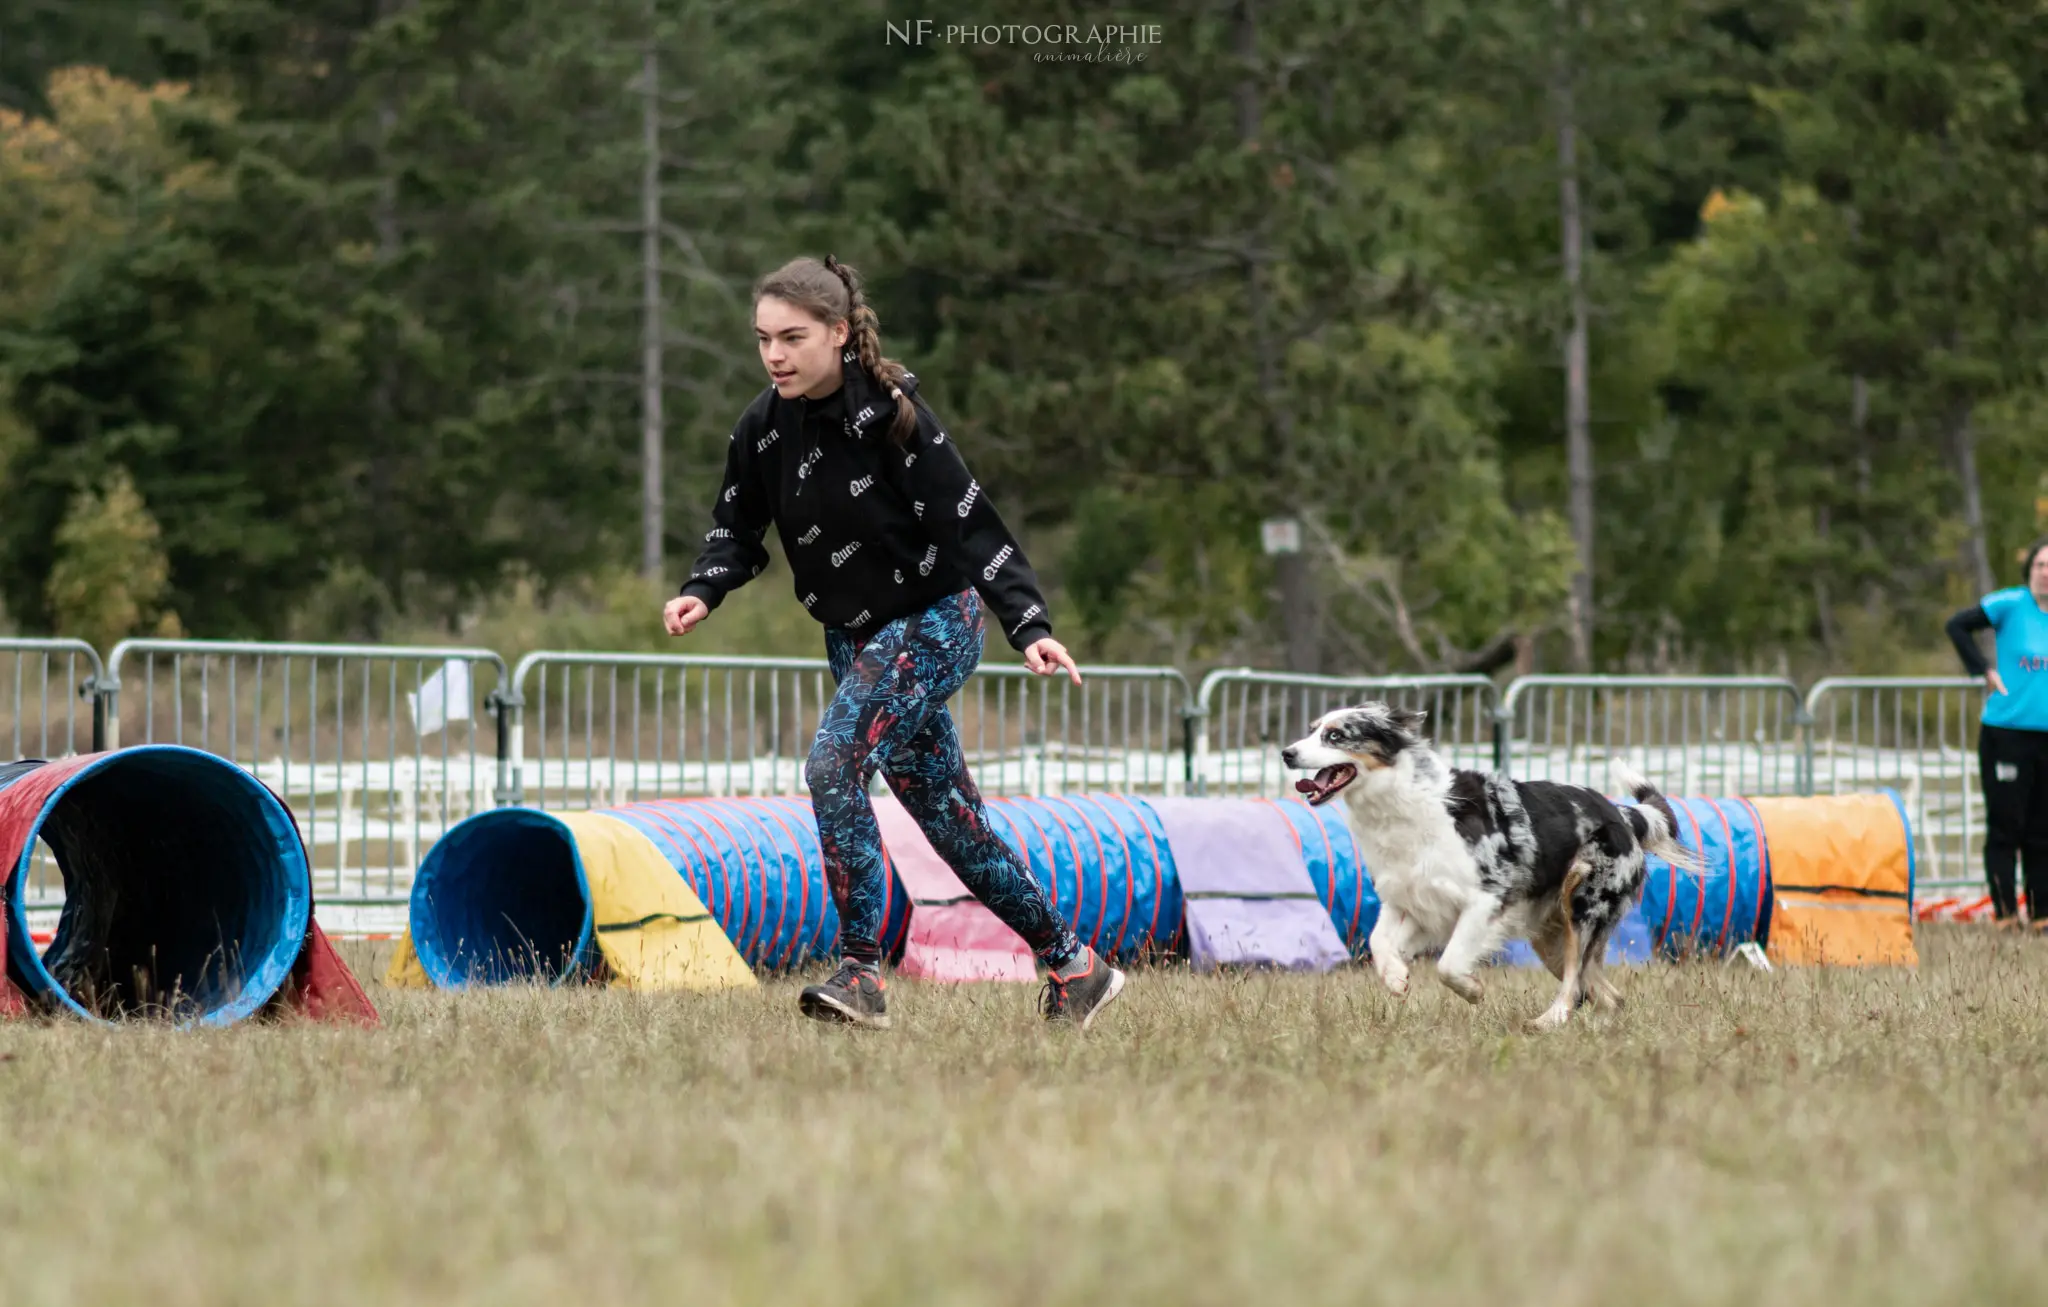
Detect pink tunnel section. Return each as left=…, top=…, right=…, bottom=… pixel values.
left=873, top=796, right=1038, bottom=983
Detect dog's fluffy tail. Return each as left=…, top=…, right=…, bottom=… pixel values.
left=1610, top=759, right=1705, bottom=875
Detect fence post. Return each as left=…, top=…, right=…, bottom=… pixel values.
left=1182, top=696, right=1203, bottom=797
left=1492, top=699, right=1513, bottom=775
left=92, top=668, right=120, bottom=752
left=1795, top=701, right=1816, bottom=797
left=492, top=684, right=524, bottom=808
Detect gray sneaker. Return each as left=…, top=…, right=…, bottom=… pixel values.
left=799, top=960, right=890, bottom=1029
left=1039, top=945, right=1125, bottom=1031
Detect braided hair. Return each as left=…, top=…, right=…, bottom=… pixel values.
left=752, top=255, right=918, bottom=447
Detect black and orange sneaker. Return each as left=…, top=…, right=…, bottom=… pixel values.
left=1039, top=945, right=1125, bottom=1031
left=799, top=960, right=890, bottom=1029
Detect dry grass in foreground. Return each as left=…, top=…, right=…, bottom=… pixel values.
left=0, top=926, right=2045, bottom=1306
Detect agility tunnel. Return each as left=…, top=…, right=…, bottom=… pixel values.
left=0, top=747, right=377, bottom=1025
left=1632, top=792, right=1912, bottom=966
left=1640, top=796, right=1773, bottom=960
left=394, top=787, right=1917, bottom=990
left=960, top=794, right=1349, bottom=971
left=396, top=793, right=1362, bottom=988
left=403, top=805, right=760, bottom=989
left=880, top=795, right=1036, bottom=981
left=1496, top=791, right=1913, bottom=968
left=1752, top=791, right=1916, bottom=967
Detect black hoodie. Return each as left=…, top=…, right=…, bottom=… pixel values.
left=678, top=348, right=1054, bottom=651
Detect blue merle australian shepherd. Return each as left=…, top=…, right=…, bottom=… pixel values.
left=1283, top=703, right=1700, bottom=1030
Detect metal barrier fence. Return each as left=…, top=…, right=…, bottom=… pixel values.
left=2, top=639, right=106, bottom=905
left=1, top=638, right=104, bottom=759
left=1197, top=671, right=1985, bottom=897
left=0, top=635, right=2008, bottom=909
left=1805, top=678, right=1985, bottom=899
left=1191, top=670, right=1498, bottom=797
left=99, top=639, right=510, bottom=904
left=506, top=651, right=1195, bottom=809
left=1494, top=675, right=1809, bottom=797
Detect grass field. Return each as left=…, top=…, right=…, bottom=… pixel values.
left=1, top=926, right=2044, bottom=1306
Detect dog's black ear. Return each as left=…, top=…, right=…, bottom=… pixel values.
left=1389, top=706, right=1428, bottom=735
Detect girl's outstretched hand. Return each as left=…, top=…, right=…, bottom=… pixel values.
left=664, top=595, right=709, bottom=636
left=1024, top=636, right=1082, bottom=686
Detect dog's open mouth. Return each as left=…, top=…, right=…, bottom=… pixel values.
left=1295, top=764, right=1357, bottom=806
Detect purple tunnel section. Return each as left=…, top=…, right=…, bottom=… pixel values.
left=1142, top=797, right=1350, bottom=971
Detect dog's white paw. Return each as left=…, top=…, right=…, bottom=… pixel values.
left=1590, top=976, right=1624, bottom=1012
left=1378, top=966, right=1410, bottom=998
left=1438, top=969, right=1484, bottom=1005
left=1528, top=1004, right=1572, bottom=1032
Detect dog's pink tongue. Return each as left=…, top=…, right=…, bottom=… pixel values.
left=1295, top=778, right=1320, bottom=796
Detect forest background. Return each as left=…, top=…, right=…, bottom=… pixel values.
left=5, top=1, right=2044, bottom=682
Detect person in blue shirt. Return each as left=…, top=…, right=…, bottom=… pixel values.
left=1947, top=536, right=2048, bottom=928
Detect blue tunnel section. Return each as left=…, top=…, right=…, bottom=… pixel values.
left=985, top=795, right=1183, bottom=963
left=604, top=797, right=911, bottom=970
left=409, top=808, right=599, bottom=987
left=0, top=746, right=312, bottom=1025
left=1262, top=797, right=1380, bottom=956
left=1640, top=796, right=1772, bottom=960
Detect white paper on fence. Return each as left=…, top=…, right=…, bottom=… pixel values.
left=408, top=659, right=473, bottom=736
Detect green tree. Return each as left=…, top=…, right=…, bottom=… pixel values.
left=181, top=0, right=814, bottom=627
left=1630, top=2, right=2048, bottom=669
left=843, top=1, right=1577, bottom=671
left=0, top=1, right=190, bottom=116
left=1770, top=0, right=2048, bottom=601
left=44, top=466, right=181, bottom=651
left=0, top=64, right=340, bottom=635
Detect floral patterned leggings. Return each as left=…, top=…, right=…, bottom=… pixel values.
left=808, top=589, right=1079, bottom=969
